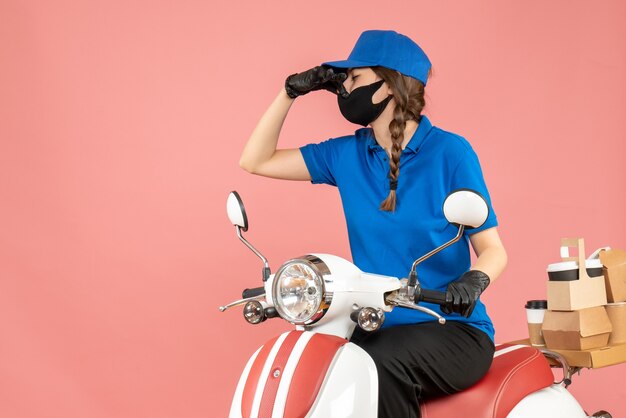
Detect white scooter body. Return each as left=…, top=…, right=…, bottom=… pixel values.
left=227, top=254, right=590, bottom=418
left=230, top=335, right=378, bottom=418
left=508, top=385, right=586, bottom=417
left=222, top=191, right=609, bottom=418
left=229, top=253, right=394, bottom=418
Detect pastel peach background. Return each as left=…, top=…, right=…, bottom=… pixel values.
left=1, top=1, right=625, bottom=417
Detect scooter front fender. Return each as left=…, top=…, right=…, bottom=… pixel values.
left=229, top=331, right=378, bottom=418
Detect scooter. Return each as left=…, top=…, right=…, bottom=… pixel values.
left=220, top=190, right=612, bottom=418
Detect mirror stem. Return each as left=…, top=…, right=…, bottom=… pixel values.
left=236, top=226, right=271, bottom=281
left=407, top=225, right=465, bottom=297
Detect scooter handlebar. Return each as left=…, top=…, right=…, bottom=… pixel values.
left=242, top=287, right=265, bottom=299
left=416, top=288, right=448, bottom=306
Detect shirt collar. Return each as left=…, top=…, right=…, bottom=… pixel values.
left=404, top=115, right=433, bottom=153
left=360, top=115, right=433, bottom=153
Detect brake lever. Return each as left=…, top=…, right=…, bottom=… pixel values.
left=219, top=294, right=266, bottom=312
left=385, top=292, right=446, bottom=324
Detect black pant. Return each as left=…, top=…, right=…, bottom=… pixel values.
left=350, top=321, right=495, bottom=418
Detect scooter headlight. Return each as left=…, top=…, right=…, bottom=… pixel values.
left=272, top=256, right=331, bottom=325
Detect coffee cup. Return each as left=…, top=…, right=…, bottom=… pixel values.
left=525, top=300, right=548, bottom=346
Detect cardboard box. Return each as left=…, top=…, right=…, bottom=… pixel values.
left=542, top=306, right=612, bottom=350
left=599, top=248, right=626, bottom=303
left=545, top=344, right=626, bottom=368
left=547, top=238, right=607, bottom=311
left=508, top=338, right=626, bottom=368
left=606, top=302, right=626, bottom=345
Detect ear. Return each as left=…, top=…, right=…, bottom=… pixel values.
left=384, top=80, right=394, bottom=96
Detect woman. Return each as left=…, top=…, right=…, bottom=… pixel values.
left=239, top=30, right=507, bottom=418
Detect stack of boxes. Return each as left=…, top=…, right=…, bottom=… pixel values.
left=600, top=248, right=626, bottom=345
left=541, top=238, right=613, bottom=350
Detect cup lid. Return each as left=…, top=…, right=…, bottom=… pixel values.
left=546, top=259, right=602, bottom=272
left=525, top=300, right=548, bottom=309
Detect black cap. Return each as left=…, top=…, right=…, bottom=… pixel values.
left=525, top=300, right=548, bottom=309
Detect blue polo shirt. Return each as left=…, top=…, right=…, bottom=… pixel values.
left=299, top=116, right=498, bottom=341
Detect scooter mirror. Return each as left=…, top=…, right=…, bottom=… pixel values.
left=227, top=191, right=248, bottom=232
left=442, top=189, right=489, bottom=229
left=407, top=190, right=489, bottom=295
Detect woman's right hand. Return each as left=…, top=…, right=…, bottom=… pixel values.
left=284, top=66, right=349, bottom=99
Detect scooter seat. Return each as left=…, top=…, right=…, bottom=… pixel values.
left=420, top=344, right=554, bottom=418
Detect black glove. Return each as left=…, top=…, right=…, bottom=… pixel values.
left=441, top=270, right=490, bottom=318
left=285, top=66, right=348, bottom=99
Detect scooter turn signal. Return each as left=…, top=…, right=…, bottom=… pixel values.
left=243, top=300, right=266, bottom=324
left=350, top=307, right=385, bottom=332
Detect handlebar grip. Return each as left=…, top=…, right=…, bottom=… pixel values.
left=418, top=288, right=448, bottom=306
left=242, top=287, right=265, bottom=299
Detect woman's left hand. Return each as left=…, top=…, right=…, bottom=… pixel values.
left=441, top=270, right=491, bottom=317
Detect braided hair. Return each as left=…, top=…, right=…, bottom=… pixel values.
left=372, top=66, right=430, bottom=212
